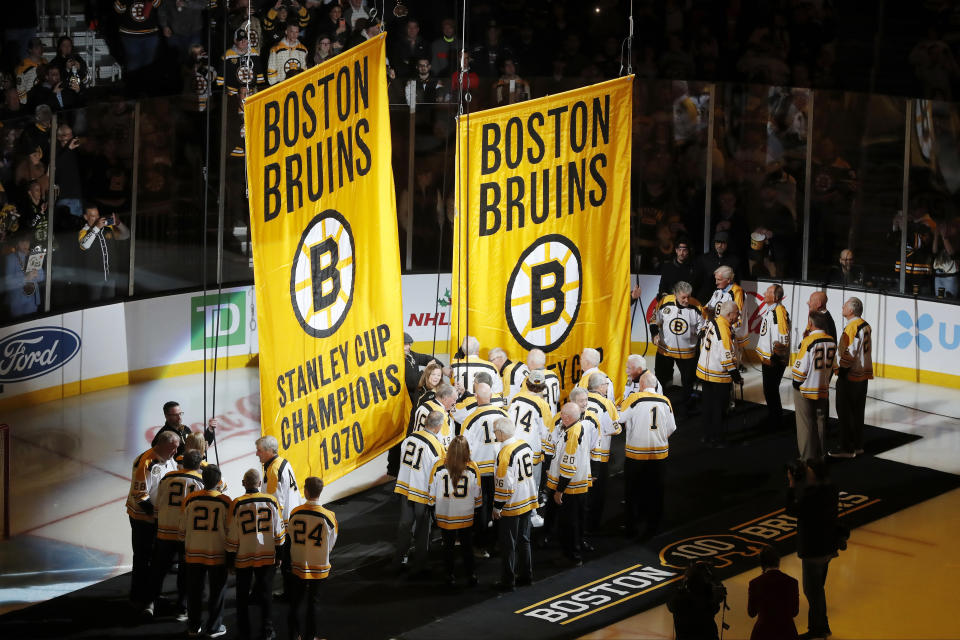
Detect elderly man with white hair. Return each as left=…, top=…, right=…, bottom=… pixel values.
left=450, top=335, right=503, bottom=396
left=706, top=265, right=748, bottom=349
left=696, top=301, right=743, bottom=447
left=830, top=297, right=874, bottom=459
left=489, top=347, right=528, bottom=400
left=577, top=347, right=615, bottom=403
left=618, top=371, right=676, bottom=540
left=526, top=348, right=560, bottom=413
left=623, top=354, right=663, bottom=398
left=492, top=417, right=538, bottom=591
left=651, top=280, right=706, bottom=405
left=546, top=402, right=593, bottom=566
left=586, top=372, right=621, bottom=526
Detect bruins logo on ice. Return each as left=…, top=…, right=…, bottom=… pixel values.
left=505, top=235, right=582, bottom=352
left=290, top=210, right=355, bottom=337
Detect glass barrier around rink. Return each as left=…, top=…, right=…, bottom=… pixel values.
left=809, top=91, right=906, bottom=293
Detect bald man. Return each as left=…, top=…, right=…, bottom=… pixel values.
left=804, top=291, right=837, bottom=341
left=827, top=249, right=864, bottom=287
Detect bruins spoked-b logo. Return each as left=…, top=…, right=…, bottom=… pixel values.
left=505, top=235, right=582, bottom=352
left=290, top=210, right=355, bottom=337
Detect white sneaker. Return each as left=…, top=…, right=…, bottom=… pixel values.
left=530, top=512, right=545, bottom=528
left=175, top=609, right=189, bottom=622
left=207, top=624, right=227, bottom=638
left=142, top=601, right=154, bottom=617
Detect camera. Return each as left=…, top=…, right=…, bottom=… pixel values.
left=785, top=458, right=807, bottom=483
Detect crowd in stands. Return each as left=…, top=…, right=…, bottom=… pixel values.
left=2, top=1, right=960, bottom=324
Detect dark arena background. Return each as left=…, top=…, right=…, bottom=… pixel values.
left=1, top=1, right=959, bottom=640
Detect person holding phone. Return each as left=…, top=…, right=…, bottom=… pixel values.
left=78, top=202, right=130, bottom=301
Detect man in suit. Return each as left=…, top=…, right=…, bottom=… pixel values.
left=748, top=545, right=799, bottom=640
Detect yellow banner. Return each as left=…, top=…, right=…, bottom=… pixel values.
left=452, top=77, right=633, bottom=398
left=245, top=34, right=408, bottom=483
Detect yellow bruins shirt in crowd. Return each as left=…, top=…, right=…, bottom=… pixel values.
left=707, top=284, right=748, bottom=347
left=451, top=77, right=633, bottom=403
left=288, top=502, right=338, bottom=580
left=156, top=468, right=203, bottom=540
left=428, top=461, right=483, bottom=529
left=494, top=438, right=538, bottom=516
left=546, top=421, right=591, bottom=495
left=412, top=398, right=454, bottom=446
left=696, top=316, right=738, bottom=383
left=449, top=355, right=503, bottom=395
left=394, top=430, right=445, bottom=504
left=126, top=449, right=178, bottom=522
left=179, top=489, right=232, bottom=565
left=793, top=330, right=836, bottom=400
left=246, top=35, right=408, bottom=484
left=587, top=391, right=621, bottom=462
left=654, top=294, right=706, bottom=359
left=462, top=405, right=510, bottom=475
left=507, top=389, right=553, bottom=464
left=756, top=302, right=791, bottom=365
left=837, top=317, right=874, bottom=382
left=619, top=391, right=677, bottom=460
left=226, top=492, right=287, bottom=568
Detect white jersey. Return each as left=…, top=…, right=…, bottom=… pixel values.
left=696, top=316, right=738, bottom=383
left=449, top=355, right=503, bottom=395
left=619, top=390, right=677, bottom=460
left=266, top=39, right=308, bottom=85
left=226, top=491, right=287, bottom=568
left=428, top=461, right=482, bottom=529
left=756, top=303, right=791, bottom=366
left=541, top=413, right=564, bottom=459
left=546, top=421, right=592, bottom=495
left=792, top=329, right=836, bottom=400
left=288, top=502, right=338, bottom=580
left=655, top=294, right=706, bottom=359
left=578, top=366, right=616, bottom=403
left=623, top=371, right=664, bottom=399
left=395, top=430, right=445, bottom=504
left=156, top=469, right=203, bottom=540
left=462, top=405, right=509, bottom=476
left=451, top=392, right=507, bottom=427
left=837, top=317, right=874, bottom=382
left=540, top=368, right=562, bottom=414
left=493, top=437, right=538, bottom=516
left=707, top=283, right=748, bottom=347
left=507, top=389, right=553, bottom=464
left=412, top=398, right=454, bottom=447
left=179, top=489, right=232, bottom=565
left=263, top=455, right=302, bottom=522
left=587, top=391, right=622, bottom=462
left=499, top=360, right=529, bottom=400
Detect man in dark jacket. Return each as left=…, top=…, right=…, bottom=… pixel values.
left=696, top=231, right=743, bottom=301
left=152, top=400, right=216, bottom=456
left=785, top=459, right=839, bottom=640
left=658, top=237, right=699, bottom=297
left=748, top=545, right=799, bottom=640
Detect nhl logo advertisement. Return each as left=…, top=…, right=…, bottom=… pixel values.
left=245, top=34, right=409, bottom=483
left=452, top=76, right=634, bottom=395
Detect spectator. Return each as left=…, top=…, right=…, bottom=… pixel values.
left=696, top=232, right=742, bottom=302
left=160, top=0, right=206, bottom=63
left=826, top=249, right=865, bottom=287
left=713, top=186, right=748, bottom=259
left=183, top=44, right=217, bottom=113
left=54, top=124, right=83, bottom=218
left=3, top=230, right=44, bottom=318
left=309, top=36, right=335, bottom=67
left=14, top=145, right=48, bottom=192
left=747, top=545, right=799, bottom=640
left=472, top=21, right=512, bottom=79
left=267, top=24, right=308, bottom=85
left=226, top=0, right=264, bottom=57
left=658, top=236, right=699, bottom=296
left=77, top=202, right=130, bottom=301
left=891, top=206, right=936, bottom=296
left=263, top=0, right=311, bottom=51
left=114, top=0, right=163, bottom=73
left=430, top=18, right=460, bottom=78
left=20, top=104, right=54, bottom=159
left=785, top=458, right=840, bottom=640
left=491, top=58, right=530, bottom=106
left=14, top=37, right=46, bottom=105
left=27, top=65, right=84, bottom=112
left=667, top=560, right=726, bottom=640
left=219, top=29, right=264, bottom=96
left=450, top=51, right=481, bottom=101
left=319, top=3, right=349, bottom=54
left=347, top=18, right=381, bottom=50
left=933, top=220, right=959, bottom=297
left=390, top=19, right=427, bottom=80
left=20, top=179, right=49, bottom=247
left=0, top=86, right=26, bottom=121
left=50, top=36, right=90, bottom=92
left=343, top=0, right=372, bottom=32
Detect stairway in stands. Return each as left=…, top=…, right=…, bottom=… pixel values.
left=36, top=0, right=122, bottom=86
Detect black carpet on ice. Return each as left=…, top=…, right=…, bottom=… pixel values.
left=2, top=400, right=957, bottom=640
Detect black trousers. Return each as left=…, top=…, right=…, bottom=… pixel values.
left=288, top=576, right=324, bottom=640
left=623, top=458, right=666, bottom=537
left=186, top=563, right=226, bottom=633
left=497, top=511, right=532, bottom=585
left=761, top=359, right=788, bottom=425
left=441, top=528, right=476, bottom=578
left=129, top=517, right=156, bottom=603
left=837, top=377, right=868, bottom=452
left=655, top=352, right=698, bottom=400
left=148, top=537, right=187, bottom=609
left=395, top=498, right=432, bottom=571
left=700, top=380, right=731, bottom=441
left=587, top=460, right=610, bottom=526
left=236, top=564, right=276, bottom=639
left=558, top=492, right=586, bottom=561
left=474, top=475, right=495, bottom=551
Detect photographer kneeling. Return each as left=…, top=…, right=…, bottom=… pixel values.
left=667, top=560, right=727, bottom=639
left=785, top=459, right=841, bottom=640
